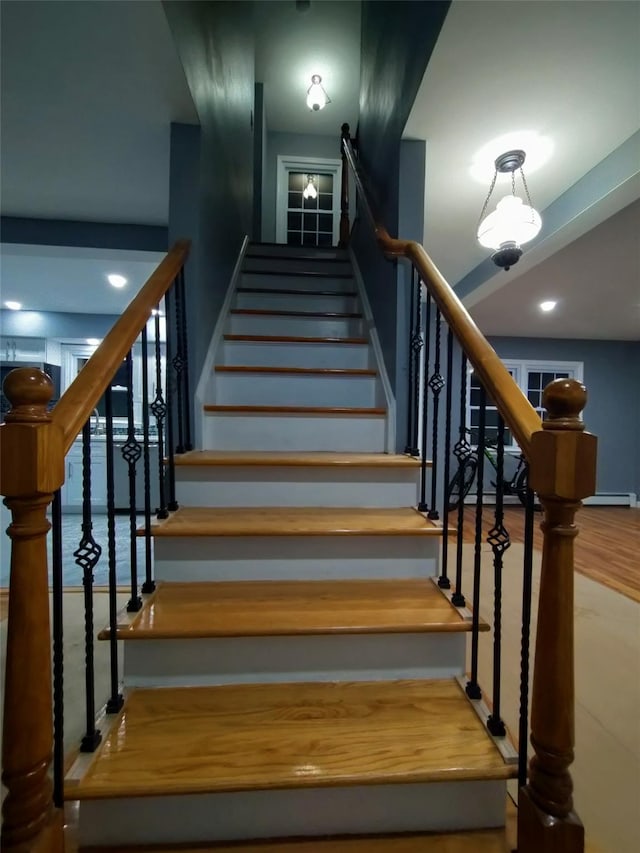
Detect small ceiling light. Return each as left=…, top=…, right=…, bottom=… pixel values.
left=306, top=74, right=330, bottom=111
left=86, top=338, right=102, bottom=346
left=539, top=300, right=557, bottom=312
left=303, top=175, right=318, bottom=200
left=107, top=273, right=127, bottom=288
left=4, top=301, right=22, bottom=311
left=477, top=150, right=542, bottom=271
left=151, top=308, right=164, bottom=316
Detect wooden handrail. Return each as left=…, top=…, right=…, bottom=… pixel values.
left=342, top=136, right=540, bottom=457
left=52, top=239, right=191, bottom=455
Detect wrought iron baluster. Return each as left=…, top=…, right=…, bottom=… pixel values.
left=141, top=325, right=154, bottom=594
left=452, top=351, right=470, bottom=608
left=51, top=489, right=64, bottom=806
left=178, top=268, right=193, bottom=451
left=74, top=419, right=102, bottom=752
left=486, top=415, right=509, bottom=737
left=104, top=386, right=124, bottom=714
left=172, top=275, right=186, bottom=455
left=165, top=286, right=179, bottom=511
left=519, top=463, right=536, bottom=788
left=439, top=328, right=454, bottom=589
left=151, top=308, right=168, bottom=519
left=466, top=383, right=485, bottom=701
left=428, top=307, right=443, bottom=520
left=122, top=349, right=142, bottom=612
left=418, top=289, right=430, bottom=512
left=405, top=267, right=419, bottom=456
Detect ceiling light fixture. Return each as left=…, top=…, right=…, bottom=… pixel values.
left=303, top=175, right=318, bottom=200
left=539, top=300, right=557, bottom=312
left=477, top=150, right=542, bottom=271
left=107, top=273, right=127, bottom=288
left=4, top=301, right=22, bottom=311
left=306, top=74, right=330, bottom=111
left=86, top=338, right=102, bottom=346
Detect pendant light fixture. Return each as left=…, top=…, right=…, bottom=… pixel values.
left=302, top=175, right=318, bottom=200
left=477, top=150, right=542, bottom=271
left=306, top=74, right=330, bottom=111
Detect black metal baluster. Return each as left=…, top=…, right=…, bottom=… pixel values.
left=172, top=276, right=186, bottom=455
left=122, top=349, right=142, bottom=612
left=404, top=267, right=416, bottom=455
left=151, top=308, right=169, bottom=519
left=466, top=383, right=485, bottom=700
left=141, top=324, right=154, bottom=594
left=418, top=290, right=430, bottom=512
left=165, top=286, right=179, bottom=511
left=51, top=489, right=64, bottom=806
left=452, top=351, right=470, bottom=608
left=519, top=464, right=536, bottom=788
left=104, top=386, right=124, bottom=714
left=486, top=415, right=509, bottom=736
left=428, top=307, right=443, bottom=521
left=74, top=419, right=102, bottom=751
left=439, top=328, right=454, bottom=589
left=178, top=268, right=193, bottom=452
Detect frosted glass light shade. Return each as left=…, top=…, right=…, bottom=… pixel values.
left=306, top=76, right=327, bottom=111
left=477, top=195, right=542, bottom=250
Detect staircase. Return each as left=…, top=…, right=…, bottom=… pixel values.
left=66, top=243, right=517, bottom=848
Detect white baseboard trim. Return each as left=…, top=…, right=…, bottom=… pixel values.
left=349, top=248, right=396, bottom=453
left=195, top=235, right=249, bottom=440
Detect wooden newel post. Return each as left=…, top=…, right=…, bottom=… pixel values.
left=519, top=378, right=596, bottom=853
left=339, top=122, right=351, bottom=248
left=0, top=368, right=65, bottom=853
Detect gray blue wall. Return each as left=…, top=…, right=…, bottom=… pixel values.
left=488, top=337, right=640, bottom=496
left=164, top=1, right=255, bottom=404
left=0, top=310, right=119, bottom=341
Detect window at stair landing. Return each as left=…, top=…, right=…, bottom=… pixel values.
left=287, top=172, right=335, bottom=247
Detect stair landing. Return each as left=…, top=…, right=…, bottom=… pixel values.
left=66, top=679, right=515, bottom=801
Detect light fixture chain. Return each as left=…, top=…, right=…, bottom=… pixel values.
left=519, top=167, right=536, bottom=222
left=511, top=170, right=516, bottom=196
left=477, top=168, right=498, bottom=230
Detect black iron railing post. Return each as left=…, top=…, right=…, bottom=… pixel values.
left=151, top=308, right=169, bottom=519
left=428, top=307, right=443, bottom=521
left=405, top=267, right=419, bottom=456
left=75, top=418, right=103, bottom=752
left=51, top=489, right=64, bottom=806
left=178, top=268, right=193, bottom=451
left=104, top=386, right=124, bottom=714
left=451, top=352, right=470, bottom=608
left=439, top=328, right=454, bottom=589
left=165, top=287, right=179, bottom=511
left=418, top=290, right=431, bottom=512
left=519, top=467, right=536, bottom=788
left=466, top=384, right=486, bottom=701
left=140, top=324, right=155, bottom=594
left=123, top=349, right=142, bottom=612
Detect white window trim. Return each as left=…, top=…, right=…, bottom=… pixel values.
left=467, top=358, right=584, bottom=451
left=275, top=155, right=342, bottom=245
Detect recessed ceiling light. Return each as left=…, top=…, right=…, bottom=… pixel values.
left=86, top=338, right=102, bottom=346
left=107, top=274, right=127, bottom=288
left=4, top=301, right=22, bottom=311
left=539, top=300, right=557, bottom=312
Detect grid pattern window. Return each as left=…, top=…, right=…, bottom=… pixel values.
left=287, top=172, right=334, bottom=247
left=467, top=360, right=583, bottom=450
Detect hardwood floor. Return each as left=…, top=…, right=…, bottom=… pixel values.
left=460, top=505, right=640, bottom=602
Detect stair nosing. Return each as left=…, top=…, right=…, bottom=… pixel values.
left=203, top=405, right=386, bottom=415
left=173, top=451, right=424, bottom=468
left=213, top=366, right=376, bottom=377
left=231, top=309, right=362, bottom=319
left=242, top=269, right=354, bottom=279
left=223, top=334, right=368, bottom=345
left=236, top=287, right=357, bottom=297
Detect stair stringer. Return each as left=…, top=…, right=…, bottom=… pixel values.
left=194, top=235, right=249, bottom=448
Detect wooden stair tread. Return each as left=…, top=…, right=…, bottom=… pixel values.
left=237, top=287, right=357, bottom=297
left=203, top=405, right=386, bottom=415
left=146, top=507, right=444, bottom=537
left=231, top=309, right=362, bottom=318
left=242, top=269, right=353, bottom=279
left=173, top=451, right=422, bottom=468
left=223, top=334, right=368, bottom=344
left=100, top=579, right=484, bottom=640
left=66, top=679, right=515, bottom=800
left=214, top=366, right=376, bottom=376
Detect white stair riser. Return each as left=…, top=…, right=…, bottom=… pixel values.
left=153, top=536, right=440, bottom=581
left=214, top=372, right=378, bottom=408
left=221, top=340, right=371, bottom=369
left=246, top=245, right=349, bottom=261
left=241, top=272, right=355, bottom=292
left=243, top=257, right=352, bottom=275
left=175, top=467, right=420, bottom=507
left=228, top=313, right=364, bottom=338
left=122, top=634, right=466, bottom=687
left=78, top=781, right=506, bottom=846
left=235, top=291, right=358, bottom=313
left=204, top=412, right=386, bottom=452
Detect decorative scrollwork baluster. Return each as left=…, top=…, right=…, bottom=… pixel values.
left=122, top=349, right=142, bottom=612
left=151, top=307, right=169, bottom=519
left=466, top=383, right=485, bottom=701
left=428, top=307, right=444, bottom=521
left=418, top=288, right=430, bottom=512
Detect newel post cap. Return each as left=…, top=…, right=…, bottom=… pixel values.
left=0, top=367, right=65, bottom=497
left=529, top=378, right=597, bottom=501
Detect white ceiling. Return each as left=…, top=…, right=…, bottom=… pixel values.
left=1, top=0, right=638, bottom=340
